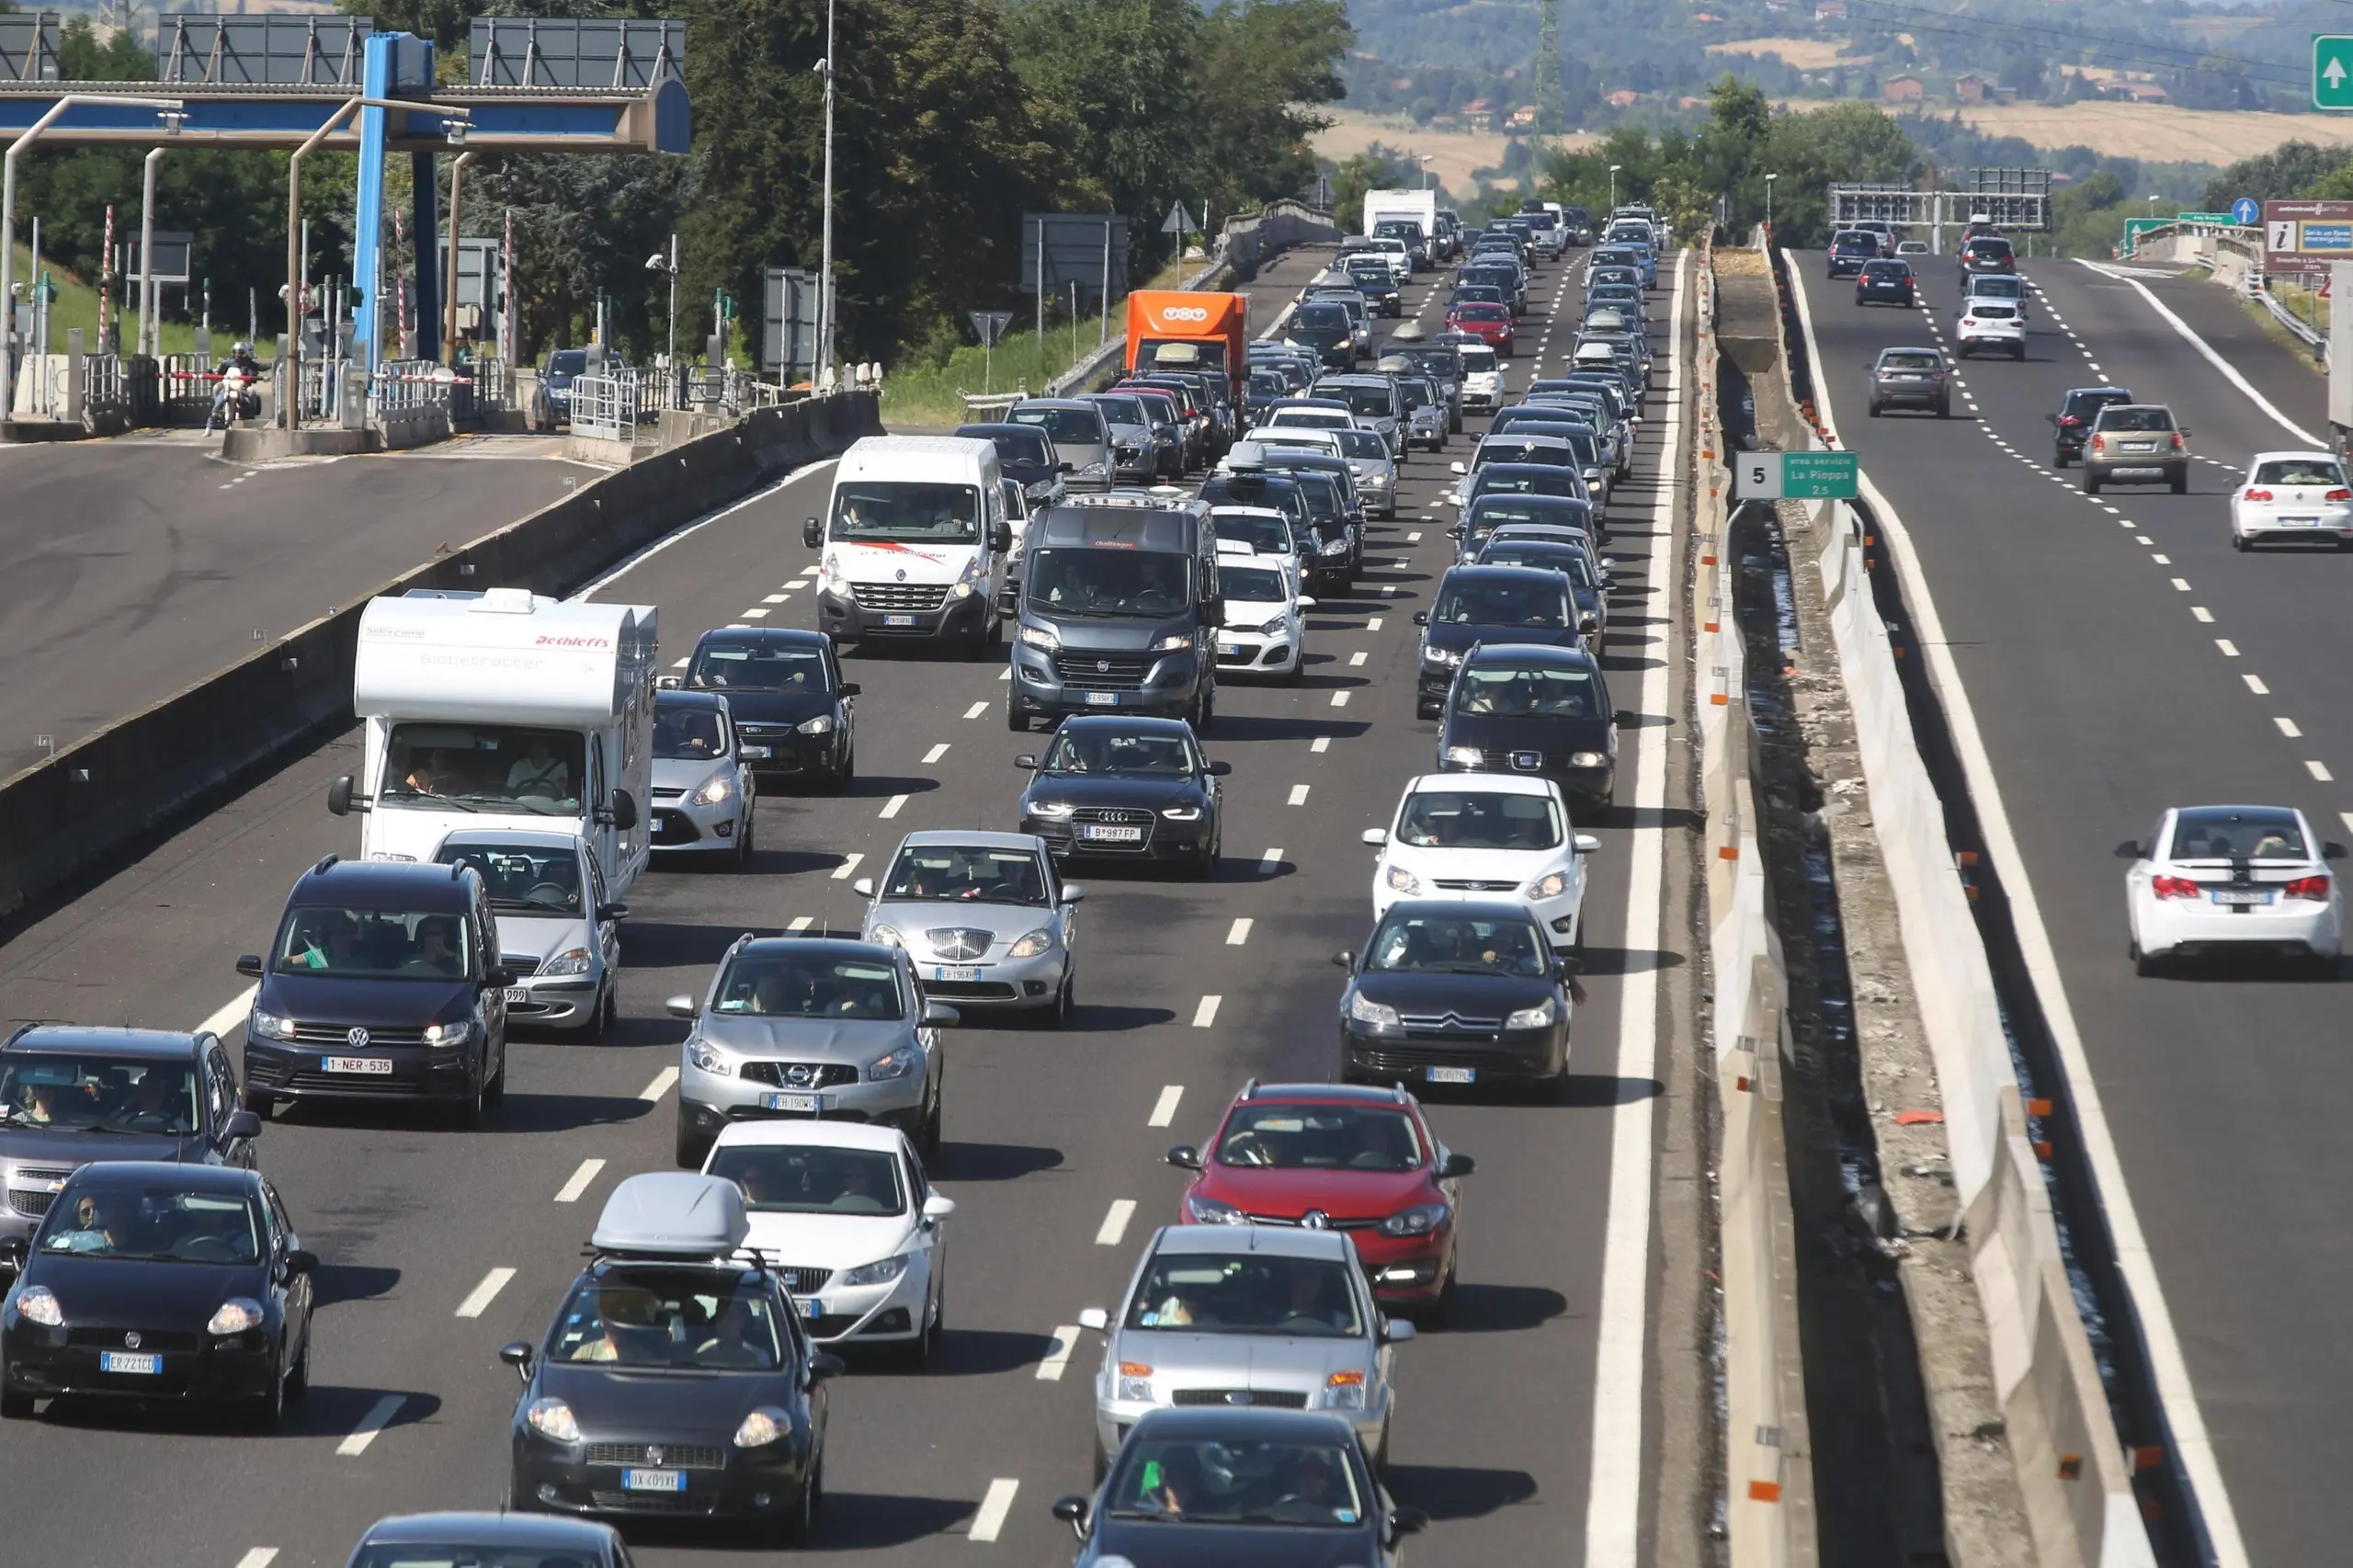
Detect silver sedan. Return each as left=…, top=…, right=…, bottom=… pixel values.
left=855, top=830, right=1084, bottom=1027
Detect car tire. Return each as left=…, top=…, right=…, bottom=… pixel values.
left=918, top=1078, right=943, bottom=1155
left=285, top=1322, right=312, bottom=1401
left=1868, top=400, right=1881, bottom=417
left=483, top=1048, right=506, bottom=1109
left=733, top=812, right=754, bottom=870
left=2170, top=468, right=2188, bottom=494
left=584, top=982, right=613, bottom=1044
left=0, top=1383, right=34, bottom=1420
left=676, top=1113, right=710, bottom=1170
left=2083, top=471, right=2102, bottom=495
left=245, top=1351, right=286, bottom=1432
left=240, top=1088, right=274, bottom=1119
left=2053, top=448, right=2070, bottom=468
left=1193, top=822, right=1221, bottom=881
left=1282, top=653, right=1304, bottom=687
left=769, top=1462, right=819, bottom=1548
left=1006, top=699, right=1031, bottom=733
left=1415, top=700, right=1438, bottom=722
left=450, top=1075, right=485, bottom=1131
left=2232, top=532, right=2249, bottom=551
left=1936, top=399, right=1950, bottom=419
left=1042, top=971, right=1075, bottom=1029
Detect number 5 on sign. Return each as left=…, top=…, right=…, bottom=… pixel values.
left=1737, top=452, right=1785, bottom=499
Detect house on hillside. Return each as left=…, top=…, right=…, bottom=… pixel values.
left=1606, top=89, right=1640, bottom=108
left=1881, top=74, right=1922, bottom=102
left=1955, top=73, right=1990, bottom=102
left=1461, top=97, right=1493, bottom=117
left=1813, top=0, right=1847, bottom=17
left=2120, top=79, right=2167, bottom=102
left=1506, top=104, right=1538, bottom=128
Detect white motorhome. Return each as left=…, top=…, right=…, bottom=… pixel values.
left=1363, top=187, right=1440, bottom=257
left=327, top=588, right=660, bottom=894
left=801, top=435, right=1012, bottom=656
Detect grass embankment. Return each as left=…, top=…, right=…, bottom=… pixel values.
left=9, top=244, right=273, bottom=360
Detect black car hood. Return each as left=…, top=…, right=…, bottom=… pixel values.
left=1025, top=775, right=1203, bottom=812
left=1440, top=708, right=1614, bottom=756
left=259, top=971, right=473, bottom=1028
left=1002, top=460, right=1058, bottom=487
left=710, top=689, right=835, bottom=727
left=536, top=1358, right=800, bottom=1437
left=1423, top=621, right=1575, bottom=657
left=1088, top=1516, right=1382, bottom=1568
left=29, top=1256, right=263, bottom=1327
left=1353, top=968, right=1555, bottom=1014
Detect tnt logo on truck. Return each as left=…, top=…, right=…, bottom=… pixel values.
left=1154, top=304, right=1211, bottom=324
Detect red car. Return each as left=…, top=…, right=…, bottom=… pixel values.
left=1446, top=302, right=1515, bottom=357
left=1165, top=1081, right=1472, bottom=1317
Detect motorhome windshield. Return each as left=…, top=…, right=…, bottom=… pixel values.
left=381, top=723, right=586, bottom=815
left=1028, top=548, right=1195, bottom=618
left=829, top=482, right=981, bottom=543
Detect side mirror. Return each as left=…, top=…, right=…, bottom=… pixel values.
left=1051, top=1496, right=1091, bottom=1538
left=1389, top=1506, right=1430, bottom=1540
left=851, top=877, right=876, bottom=897
left=2328, top=843, right=2349, bottom=861
left=1206, top=760, right=1233, bottom=778
left=1015, top=754, right=1040, bottom=770
left=665, top=994, right=699, bottom=1019
left=2180, top=429, right=2192, bottom=438
left=1381, top=1315, right=1417, bottom=1344
left=1297, top=596, right=1316, bottom=608
left=500, top=1340, right=535, bottom=1378
left=283, top=1247, right=318, bottom=1277
left=1331, top=949, right=1355, bottom=970
left=1204, top=597, right=1225, bottom=628
left=655, top=675, right=682, bottom=689
left=1446, top=523, right=1464, bottom=538
left=1449, top=460, right=1466, bottom=474
left=1165, top=1144, right=1203, bottom=1170
left=1077, top=1307, right=1110, bottom=1332
left=325, top=774, right=358, bottom=816
left=222, top=1109, right=264, bottom=1142
left=838, top=683, right=861, bottom=698
left=810, top=1352, right=847, bottom=1382
left=801, top=516, right=823, bottom=548
left=484, top=968, right=514, bottom=989
left=1438, top=1152, right=1476, bottom=1178
left=235, top=953, right=265, bottom=979
left=1061, top=883, right=1087, bottom=904
left=597, top=902, right=631, bottom=922
left=1412, top=610, right=1429, bottom=627
left=1573, top=834, right=1600, bottom=854
left=1559, top=954, right=1584, bottom=975
left=922, top=1001, right=962, bottom=1028
left=991, top=519, right=1012, bottom=551
left=606, top=790, right=639, bottom=832
left=1362, top=827, right=1390, bottom=846
left=2113, top=840, right=2142, bottom=860
left=0, top=1235, right=25, bottom=1267
left=922, top=1192, right=958, bottom=1221
left=1058, top=460, right=1075, bottom=473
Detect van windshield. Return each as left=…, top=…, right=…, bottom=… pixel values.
left=830, top=482, right=981, bottom=543
left=272, top=906, right=475, bottom=980
left=1028, top=548, right=1194, bottom=618
left=381, top=723, right=585, bottom=815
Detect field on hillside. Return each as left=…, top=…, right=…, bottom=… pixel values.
left=1311, top=108, right=1592, bottom=200
left=1706, top=37, right=1868, bottom=70
left=1779, top=96, right=2353, bottom=164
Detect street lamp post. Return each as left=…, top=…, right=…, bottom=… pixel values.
left=441, top=149, right=475, bottom=369
left=1608, top=164, right=1622, bottom=210
left=1420, top=154, right=1435, bottom=192
left=814, top=0, right=837, bottom=384
left=1764, top=172, right=1778, bottom=236
left=2, top=93, right=183, bottom=420
left=644, top=234, right=678, bottom=406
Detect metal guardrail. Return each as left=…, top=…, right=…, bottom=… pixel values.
left=568, top=370, right=636, bottom=441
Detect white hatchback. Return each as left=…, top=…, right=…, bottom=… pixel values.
left=1212, top=547, right=1313, bottom=681
left=1954, top=299, right=2025, bottom=359
left=2229, top=450, right=2353, bottom=550
left=701, top=1120, right=957, bottom=1365
left=2120, top=804, right=2345, bottom=975
left=1363, top=773, right=1599, bottom=948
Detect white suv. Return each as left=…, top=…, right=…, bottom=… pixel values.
left=1955, top=298, right=2025, bottom=360
left=1362, top=773, right=1600, bottom=948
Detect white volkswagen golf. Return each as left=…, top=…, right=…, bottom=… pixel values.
left=1362, top=773, right=1599, bottom=949
left=2120, top=804, right=2345, bottom=975
left=2229, top=450, right=2353, bottom=551
left=702, top=1121, right=956, bottom=1366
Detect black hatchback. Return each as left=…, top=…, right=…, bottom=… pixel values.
left=1436, top=641, right=1619, bottom=808
left=664, top=627, right=858, bottom=790
left=1336, top=899, right=1576, bottom=1095
left=1016, top=716, right=1231, bottom=877
left=1856, top=258, right=1915, bottom=306
left=2046, top=384, right=2134, bottom=468
left=346, top=1512, right=627, bottom=1568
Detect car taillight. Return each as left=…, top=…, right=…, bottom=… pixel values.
left=2169, top=433, right=2183, bottom=450
left=2058, top=415, right=2081, bottom=427
left=2152, top=875, right=2201, bottom=900
left=2328, top=489, right=2351, bottom=502
left=2090, top=435, right=2106, bottom=452
left=2286, top=875, right=2331, bottom=901
left=2244, top=488, right=2274, bottom=501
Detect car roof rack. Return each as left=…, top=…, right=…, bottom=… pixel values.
left=591, top=1172, right=751, bottom=1260
left=1240, top=1077, right=1259, bottom=1100
left=310, top=854, right=341, bottom=876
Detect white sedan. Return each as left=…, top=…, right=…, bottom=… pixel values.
left=702, top=1120, right=956, bottom=1366
left=1363, top=773, right=1599, bottom=948
left=2229, top=450, right=2353, bottom=550
left=2120, top=804, right=2345, bottom=975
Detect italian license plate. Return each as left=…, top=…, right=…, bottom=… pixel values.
left=1426, top=1065, right=1477, bottom=1085
left=322, top=1056, right=392, bottom=1074
left=621, top=1468, right=687, bottom=1493
left=931, top=965, right=979, bottom=983
left=1084, top=690, right=1119, bottom=706
left=882, top=614, right=917, bottom=627
left=740, top=744, right=772, bottom=758
left=504, top=987, right=529, bottom=1004
left=2123, top=441, right=2154, bottom=451
left=99, top=1351, right=161, bottom=1375
left=1079, top=824, right=1144, bottom=843
left=2211, top=890, right=2274, bottom=905
left=2280, top=517, right=2319, bottom=527
left=763, top=1091, right=822, bottom=1112
left=794, top=1296, right=825, bottom=1320
left=1219, top=643, right=1244, bottom=657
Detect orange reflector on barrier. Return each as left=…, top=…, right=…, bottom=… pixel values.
left=2034, top=1139, right=2054, bottom=1159
left=2057, top=1455, right=2083, bottom=1481
left=2132, top=1445, right=2165, bottom=1471
left=1719, top=845, right=1740, bottom=860
left=1747, top=1480, right=1781, bottom=1503
left=2027, top=1097, right=2052, bottom=1117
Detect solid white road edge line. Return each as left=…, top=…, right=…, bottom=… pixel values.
left=197, top=986, right=257, bottom=1040
left=455, top=1267, right=517, bottom=1318
left=574, top=459, right=839, bottom=599
left=1795, top=257, right=2253, bottom=1568
left=2075, top=259, right=2322, bottom=447
left=1582, top=245, right=1685, bottom=1566
left=969, top=1478, right=1020, bottom=1543
left=638, top=1066, right=679, bottom=1104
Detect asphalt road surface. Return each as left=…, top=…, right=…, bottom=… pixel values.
left=1795, top=249, right=2345, bottom=1567
left=0, top=243, right=1693, bottom=1567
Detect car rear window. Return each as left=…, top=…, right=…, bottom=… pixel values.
left=2168, top=807, right=2307, bottom=861
left=1967, top=303, right=2016, bottom=319
left=2252, top=458, right=2346, bottom=486
left=1971, top=239, right=2014, bottom=258
left=2094, top=406, right=2174, bottom=432
left=1881, top=352, right=1940, bottom=371
left=1862, top=261, right=1909, bottom=278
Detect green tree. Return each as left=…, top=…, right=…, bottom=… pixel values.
left=2200, top=141, right=2353, bottom=213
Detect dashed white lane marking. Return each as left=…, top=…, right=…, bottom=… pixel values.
left=197, top=986, right=257, bottom=1040
left=2170, top=578, right=2190, bottom=593
left=2340, top=811, right=2353, bottom=838
left=2150, top=552, right=2171, bottom=564
left=764, top=593, right=788, bottom=604
left=1407, top=531, right=1422, bottom=541
left=233, top=1552, right=279, bottom=1568
left=1149, top=1085, right=1185, bottom=1127
left=337, top=1395, right=408, bottom=1457
left=1036, top=1328, right=1080, bottom=1381
left=833, top=852, right=864, bottom=880
left=1259, top=846, right=1283, bottom=874
left=964, top=700, right=988, bottom=719
left=553, top=1159, right=606, bottom=1204
left=1193, top=994, right=1222, bottom=1027
left=742, top=608, right=770, bottom=619
left=2310, top=761, right=2336, bottom=782
left=1349, top=651, right=1369, bottom=666
left=1225, top=918, right=1253, bottom=946
left=879, top=793, right=908, bottom=819
left=2191, top=607, right=2214, bottom=623
left=799, top=564, right=821, bottom=576
left=2244, top=676, right=2268, bottom=695
left=456, top=1267, right=516, bottom=1318
left=971, top=1478, right=1021, bottom=1543
left=1095, top=1200, right=1135, bottom=1246
left=2276, top=717, right=2302, bottom=738
left=998, top=666, right=1010, bottom=681
left=1288, top=783, right=1312, bottom=804
left=673, top=656, right=690, bottom=669
left=1368, top=616, right=1384, bottom=631
left=789, top=915, right=814, bottom=932
left=1381, top=584, right=1397, bottom=596
left=639, top=1066, right=680, bottom=1103
left=2135, top=536, right=2154, bottom=545
left=2216, top=639, right=2240, bottom=656
left=923, top=743, right=950, bottom=765
left=1332, top=691, right=1350, bottom=707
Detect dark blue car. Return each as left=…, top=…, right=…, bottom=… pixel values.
left=1856, top=258, right=1916, bottom=306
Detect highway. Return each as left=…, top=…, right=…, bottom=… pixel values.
left=0, top=431, right=592, bottom=780
left=0, top=240, right=1694, bottom=1564
left=1794, top=250, right=2347, bottom=1566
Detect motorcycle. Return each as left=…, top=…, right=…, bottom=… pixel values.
left=204, top=359, right=261, bottom=433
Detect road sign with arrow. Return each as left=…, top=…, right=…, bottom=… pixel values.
left=2316, top=35, right=2353, bottom=109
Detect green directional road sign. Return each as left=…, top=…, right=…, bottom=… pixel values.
left=2315, top=35, right=2353, bottom=109
left=1733, top=450, right=1859, bottom=501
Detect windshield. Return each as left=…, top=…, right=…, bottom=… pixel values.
left=1106, top=1437, right=1367, bottom=1527
left=830, top=481, right=981, bottom=543
left=1457, top=346, right=1496, bottom=373
left=547, top=350, right=586, bottom=375
left=1326, top=384, right=1392, bottom=417
left=1455, top=660, right=1599, bottom=716
left=1433, top=577, right=1564, bottom=627
left=1470, top=498, right=1587, bottom=534
left=1200, top=473, right=1306, bottom=523
left=0, top=1057, right=199, bottom=1136
left=1472, top=468, right=1581, bottom=502
left=1267, top=408, right=1351, bottom=430
left=434, top=842, right=582, bottom=915
left=1294, top=304, right=1348, bottom=331
left=1092, top=395, right=1147, bottom=426
left=2096, top=408, right=2174, bottom=432
left=354, top=1552, right=618, bottom=1568
left=273, top=905, right=473, bottom=980
left=707, top=1142, right=907, bottom=1216
left=1863, top=261, right=1909, bottom=278
left=38, top=1182, right=259, bottom=1264
left=1124, top=1253, right=1365, bottom=1339
left=1336, top=432, right=1389, bottom=461
left=1040, top=727, right=1198, bottom=775
left=381, top=722, right=585, bottom=816
left=686, top=637, right=830, bottom=694
left=1482, top=541, right=1597, bottom=587
left=1217, top=1101, right=1423, bottom=1171
left=881, top=844, right=1050, bottom=905
left=549, top=1271, right=781, bottom=1370
left=1249, top=371, right=1286, bottom=396
left=1455, top=304, right=1508, bottom=323
left=654, top=702, right=730, bottom=762
left=1395, top=381, right=1436, bottom=412
left=1221, top=564, right=1288, bottom=600
left=971, top=427, right=1052, bottom=467
left=712, top=950, right=906, bottom=1019
left=1971, top=277, right=2022, bottom=298
left=1028, top=548, right=1193, bottom=618
left=1364, top=909, right=1550, bottom=977
left=1479, top=439, right=1570, bottom=470
left=1291, top=472, right=1346, bottom=519
left=1398, top=788, right=1564, bottom=849
left=2169, top=808, right=2309, bottom=860
left=1881, top=353, right=1939, bottom=371
left=1214, top=511, right=1300, bottom=554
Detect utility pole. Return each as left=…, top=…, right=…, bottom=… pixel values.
left=814, top=0, right=837, bottom=382
left=1534, top=0, right=1561, bottom=134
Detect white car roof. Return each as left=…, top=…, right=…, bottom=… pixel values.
left=1397, top=770, right=1561, bottom=799
left=710, top=1119, right=909, bottom=1153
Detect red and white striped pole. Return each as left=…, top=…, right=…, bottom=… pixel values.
left=97, top=203, right=114, bottom=346
left=392, top=208, right=410, bottom=359
left=503, top=207, right=514, bottom=363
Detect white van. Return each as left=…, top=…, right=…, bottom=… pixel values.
left=801, top=435, right=1012, bottom=657
left=328, top=588, right=659, bottom=895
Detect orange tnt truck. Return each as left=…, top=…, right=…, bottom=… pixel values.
left=1125, top=290, right=1249, bottom=402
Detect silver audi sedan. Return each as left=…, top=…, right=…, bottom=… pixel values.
left=1076, top=1225, right=1411, bottom=1480
left=855, top=831, right=1084, bottom=1027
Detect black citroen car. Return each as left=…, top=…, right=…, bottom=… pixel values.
left=1436, top=642, right=1619, bottom=809
left=504, top=1173, right=837, bottom=1544
left=238, top=858, right=511, bottom=1129
left=0, top=1161, right=316, bottom=1426
left=1411, top=566, right=1582, bottom=720
left=1336, top=900, right=1575, bottom=1096
left=666, top=627, right=858, bottom=791
left=1015, top=715, right=1230, bottom=877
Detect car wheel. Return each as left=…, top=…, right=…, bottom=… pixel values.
left=2232, top=532, right=2249, bottom=552
left=0, top=1383, right=35, bottom=1420
left=2131, top=940, right=2162, bottom=978
left=1043, top=971, right=1075, bottom=1029
left=240, top=1088, right=274, bottom=1119
left=483, top=1049, right=506, bottom=1109
left=733, top=807, right=755, bottom=869
left=1868, top=400, right=1882, bottom=418
left=1005, top=698, right=1031, bottom=733
left=1936, top=399, right=1950, bottom=419
left=450, top=1074, right=485, bottom=1131
left=1415, top=700, right=1438, bottom=722
left=1193, top=821, right=1221, bottom=881
left=676, top=1112, right=710, bottom=1169
left=2082, top=471, right=2101, bottom=495
left=768, top=1461, right=819, bottom=1548
left=285, top=1320, right=313, bottom=1401
left=1282, top=652, right=1304, bottom=686
left=2170, top=468, right=2188, bottom=494
left=245, top=1350, right=286, bottom=1432
left=919, top=1077, right=943, bottom=1155
left=2053, top=448, right=2069, bottom=468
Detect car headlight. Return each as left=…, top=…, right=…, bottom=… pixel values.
left=1161, top=804, right=1203, bottom=822
left=1569, top=750, right=1608, bottom=768
left=687, top=1036, right=732, bottom=1076
left=1028, top=800, right=1075, bottom=820
left=1588, top=479, right=1605, bottom=493
left=1019, top=623, right=1061, bottom=651
left=249, top=1009, right=296, bottom=1041
left=1442, top=744, right=1484, bottom=766
left=1152, top=631, right=1194, bottom=652
left=690, top=774, right=736, bottom=806
left=1506, top=997, right=1558, bottom=1029
left=838, top=1253, right=911, bottom=1287
left=423, top=1019, right=472, bottom=1048
left=526, top=1397, right=581, bottom=1443
left=1117, top=1361, right=1154, bottom=1402
left=207, top=1297, right=265, bottom=1335
left=540, top=947, right=594, bottom=977
left=1006, top=928, right=1057, bottom=960
left=1184, top=1193, right=1247, bottom=1225
left=1384, top=864, right=1423, bottom=895
left=1079, top=461, right=1108, bottom=476
left=1379, top=1202, right=1451, bottom=1237
left=870, top=924, right=904, bottom=949
left=1324, top=1371, right=1369, bottom=1409
left=15, top=1285, right=63, bottom=1327
left=1422, top=643, right=1461, bottom=667
left=1348, top=992, right=1402, bottom=1028
left=733, top=1407, right=790, bottom=1448
left=949, top=581, right=976, bottom=599
left=1526, top=871, right=1568, bottom=900
left=795, top=713, right=836, bottom=736
left=1320, top=538, right=1349, bottom=555
left=867, top=1044, right=921, bottom=1082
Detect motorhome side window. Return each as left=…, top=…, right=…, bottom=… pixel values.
left=381, top=723, right=586, bottom=812
left=1028, top=547, right=1193, bottom=617
left=829, top=482, right=981, bottom=543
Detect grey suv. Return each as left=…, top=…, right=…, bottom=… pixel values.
left=2082, top=403, right=2189, bottom=495
left=1868, top=347, right=1951, bottom=418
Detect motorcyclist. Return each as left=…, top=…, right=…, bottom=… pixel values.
left=204, top=341, right=262, bottom=432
